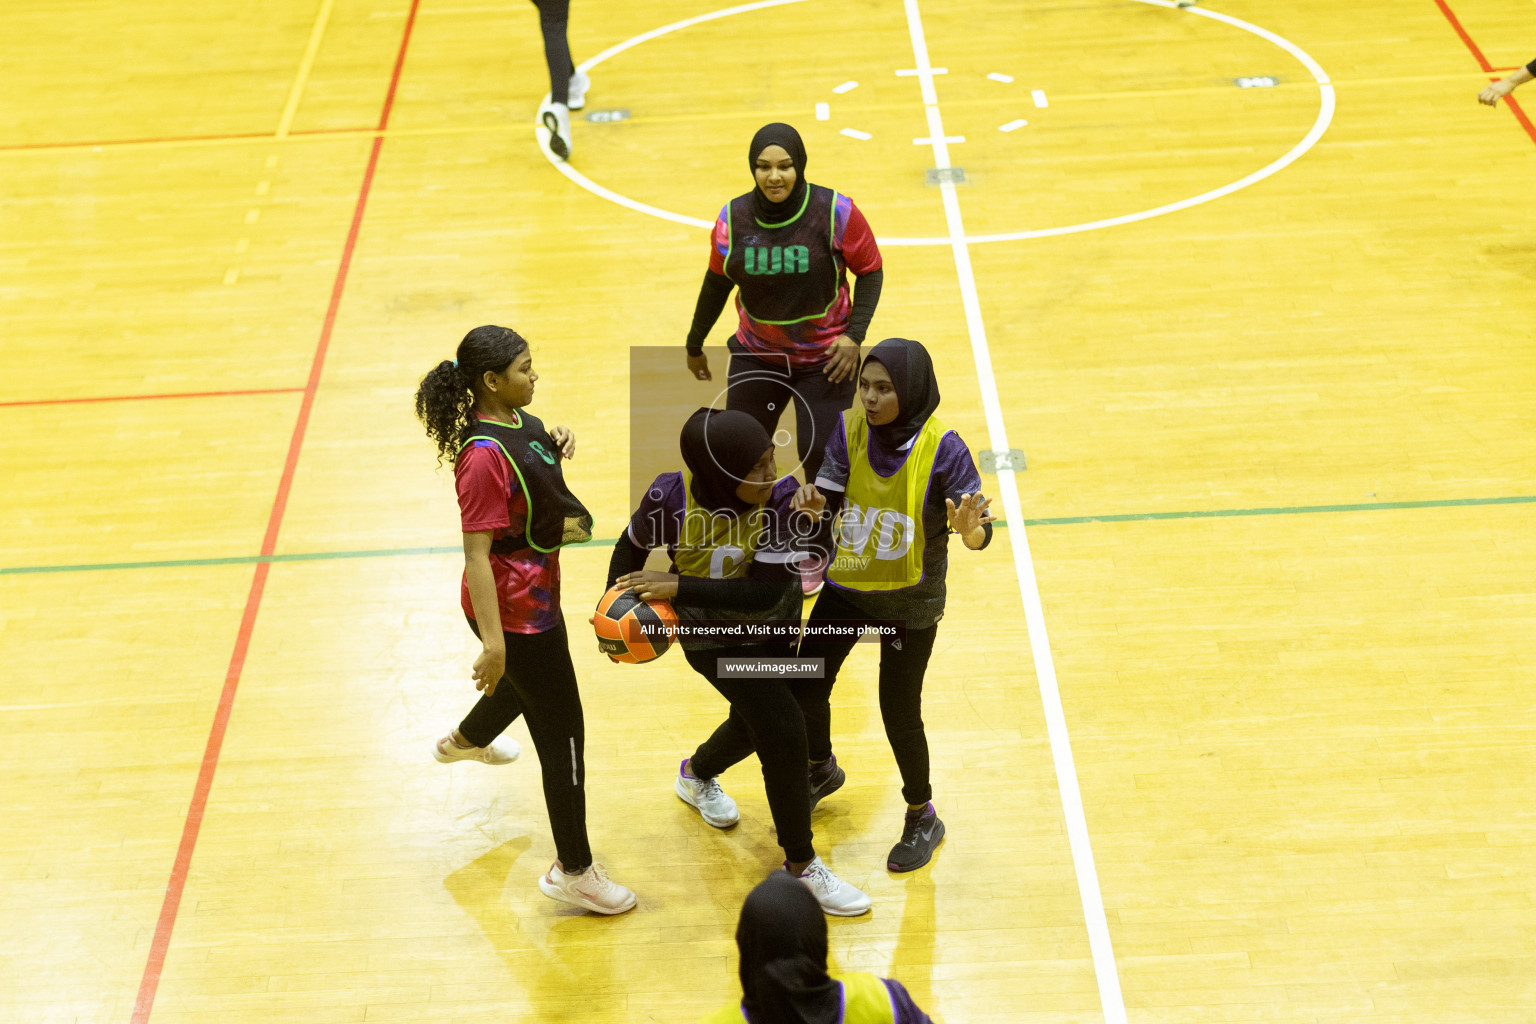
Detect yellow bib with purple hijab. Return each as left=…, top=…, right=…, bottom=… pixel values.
left=673, top=468, right=767, bottom=581
left=700, top=972, right=895, bottom=1024
left=828, top=407, right=945, bottom=592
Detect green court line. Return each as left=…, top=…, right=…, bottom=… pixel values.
left=5, top=494, right=1534, bottom=576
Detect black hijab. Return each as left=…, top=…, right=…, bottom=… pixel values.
left=680, top=407, right=773, bottom=515
left=748, top=122, right=809, bottom=223
left=736, top=872, right=840, bottom=1024
left=863, top=337, right=942, bottom=450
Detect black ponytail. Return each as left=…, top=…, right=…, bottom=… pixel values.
left=415, top=324, right=530, bottom=465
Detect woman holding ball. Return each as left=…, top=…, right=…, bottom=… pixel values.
left=415, top=324, right=636, bottom=915
left=796, top=338, right=996, bottom=873
left=606, top=407, right=870, bottom=916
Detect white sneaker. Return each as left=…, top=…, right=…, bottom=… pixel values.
left=675, top=759, right=739, bottom=828
left=792, top=856, right=871, bottom=916
left=540, top=101, right=572, bottom=160
left=567, top=69, right=590, bottom=111
left=538, top=861, right=637, bottom=915
left=434, top=733, right=520, bottom=764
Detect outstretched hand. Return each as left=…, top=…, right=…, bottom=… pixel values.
left=945, top=492, right=998, bottom=549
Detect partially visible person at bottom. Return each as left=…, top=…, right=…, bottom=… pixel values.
left=796, top=338, right=996, bottom=875
left=608, top=408, right=869, bottom=916
left=1480, top=58, right=1536, bottom=106
left=415, top=324, right=634, bottom=914
left=529, top=0, right=589, bottom=160
left=701, top=871, right=933, bottom=1024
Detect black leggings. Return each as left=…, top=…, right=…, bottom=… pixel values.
left=461, top=616, right=591, bottom=872
left=685, top=643, right=818, bottom=864
left=798, top=586, right=939, bottom=806
left=726, top=339, right=855, bottom=484
left=529, top=0, right=572, bottom=105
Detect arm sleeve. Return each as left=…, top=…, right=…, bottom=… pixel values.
left=455, top=444, right=513, bottom=533
left=685, top=270, right=735, bottom=354
left=844, top=266, right=883, bottom=344
left=837, top=198, right=883, bottom=275
left=675, top=576, right=794, bottom=611
left=605, top=533, right=649, bottom=590
left=881, top=979, right=934, bottom=1024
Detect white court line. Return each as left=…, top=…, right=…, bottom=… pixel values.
left=988, top=72, right=1015, bottom=83
left=832, top=80, right=859, bottom=93
left=1032, top=88, right=1049, bottom=107
left=815, top=102, right=830, bottom=120
left=533, top=0, right=1333, bottom=249
left=999, top=118, right=1028, bottom=132
left=839, top=128, right=872, bottom=140
left=534, top=0, right=812, bottom=224
left=900, top=1, right=1127, bottom=1022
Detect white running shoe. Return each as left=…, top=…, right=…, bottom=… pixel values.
left=434, top=733, right=520, bottom=764
left=540, top=101, right=572, bottom=160
left=793, top=856, right=871, bottom=917
left=674, top=759, right=740, bottom=828
left=567, top=69, right=590, bottom=111
left=538, top=861, right=637, bottom=915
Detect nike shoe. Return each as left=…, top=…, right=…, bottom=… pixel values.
left=540, top=101, right=572, bottom=160
left=567, top=69, right=590, bottom=110
left=808, top=754, right=844, bottom=812
left=792, top=857, right=871, bottom=916
left=888, top=804, right=945, bottom=872
left=433, top=733, right=520, bottom=765
left=538, top=861, right=637, bottom=915
left=675, top=759, right=740, bottom=828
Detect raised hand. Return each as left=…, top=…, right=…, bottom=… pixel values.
left=945, top=492, right=998, bottom=548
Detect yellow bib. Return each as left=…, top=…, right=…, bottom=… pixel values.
left=699, top=972, right=895, bottom=1024
left=829, top=409, right=945, bottom=592
left=673, top=469, right=767, bottom=581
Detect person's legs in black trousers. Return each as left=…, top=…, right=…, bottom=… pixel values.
left=788, top=362, right=855, bottom=484
left=875, top=621, right=938, bottom=807
left=528, top=0, right=572, bottom=105
left=462, top=617, right=592, bottom=873
left=683, top=644, right=816, bottom=865
left=797, top=584, right=871, bottom=763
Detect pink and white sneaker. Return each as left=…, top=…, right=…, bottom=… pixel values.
left=433, top=733, right=520, bottom=765
left=538, top=861, right=637, bottom=915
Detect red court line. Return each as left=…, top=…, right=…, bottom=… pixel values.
left=1433, top=0, right=1493, bottom=71
left=128, top=3, right=422, bottom=1022
left=0, top=125, right=374, bottom=154
left=1433, top=0, right=1536, bottom=148
left=0, top=387, right=304, bottom=408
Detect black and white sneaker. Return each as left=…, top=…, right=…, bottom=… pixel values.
left=540, top=102, right=571, bottom=160
left=808, top=755, right=844, bottom=812
left=887, top=805, right=945, bottom=872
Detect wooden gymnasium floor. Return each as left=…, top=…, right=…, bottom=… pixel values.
left=3, top=0, right=1535, bottom=1021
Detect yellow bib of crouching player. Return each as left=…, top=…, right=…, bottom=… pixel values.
left=673, top=469, right=768, bottom=580
left=829, top=408, right=945, bottom=592
left=700, top=972, right=895, bottom=1024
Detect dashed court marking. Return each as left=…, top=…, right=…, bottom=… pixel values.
left=1000, top=119, right=1028, bottom=132
left=1032, top=89, right=1049, bottom=106
left=832, top=80, right=858, bottom=93
left=988, top=72, right=1014, bottom=83
left=535, top=0, right=1334, bottom=247
left=815, top=102, right=830, bottom=120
